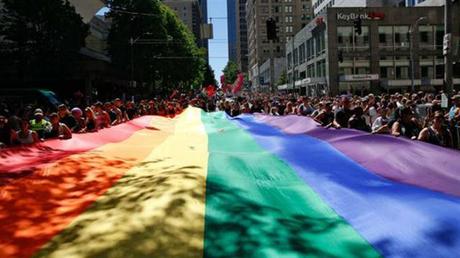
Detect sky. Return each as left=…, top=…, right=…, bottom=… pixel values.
left=207, top=0, right=229, bottom=83
left=97, top=1, right=229, bottom=84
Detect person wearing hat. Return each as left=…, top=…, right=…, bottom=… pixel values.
left=29, top=108, right=51, bottom=140
left=418, top=111, right=452, bottom=147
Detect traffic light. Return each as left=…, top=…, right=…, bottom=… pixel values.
left=266, top=18, right=277, bottom=40
left=354, top=17, right=362, bottom=35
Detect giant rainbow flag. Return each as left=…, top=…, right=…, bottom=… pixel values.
left=1, top=107, right=460, bottom=258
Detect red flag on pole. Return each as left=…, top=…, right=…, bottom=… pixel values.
left=220, top=75, right=226, bottom=88
left=169, top=90, right=178, bottom=99
left=206, top=85, right=216, bottom=97
left=232, top=73, right=245, bottom=94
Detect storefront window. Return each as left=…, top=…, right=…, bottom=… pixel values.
left=379, top=26, right=394, bottom=50
left=394, top=26, right=410, bottom=51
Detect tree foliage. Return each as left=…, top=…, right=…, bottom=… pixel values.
left=0, top=0, right=89, bottom=79
left=277, top=70, right=287, bottom=86
left=203, top=64, right=217, bottom=86
left=107, top=0, right=205, bottom=91
left=222, top=61, right=239, bottom=84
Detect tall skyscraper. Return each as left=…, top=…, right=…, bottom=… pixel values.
left=405, top=0, right=426, bottom=6
left=227, top=0, right=238, bottom=62
left=236, top=0, right=248, bottom=73
left=198, top=0, right=209, bottom=58
left=163, top=0, right=209, bottom=59
left=246, top=0, right=313, bottom=87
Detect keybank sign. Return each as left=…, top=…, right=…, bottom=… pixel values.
left=337, top=12, right=385, bottom=21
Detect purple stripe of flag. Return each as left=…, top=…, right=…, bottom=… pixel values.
left=256, top=114, right=460, bottom=197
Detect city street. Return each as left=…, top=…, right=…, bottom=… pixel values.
left=1, top=0, right=460, bottom=257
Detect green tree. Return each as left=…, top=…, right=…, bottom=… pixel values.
left=107, top=0, right=204, bottom=92
left=222, top=61, right=239, bottom=84
left=203, top=64, right=217, bottom=86
left=0, top=0, right=89, bottom=80
left=277, top=70, right=287, bottom=86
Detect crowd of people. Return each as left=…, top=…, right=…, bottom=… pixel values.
left=1, top=89, right=460, bottom=149
left=213, top=91, right=460, bottom=149
left=0, top=96, right=189, bottom=148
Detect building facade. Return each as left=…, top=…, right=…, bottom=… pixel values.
left=312, top=0, right=406, bottom=17
left=228, top=0, right=238, bottom=62
left=285, top=6, right=460, bottom=96
left=163, top=0, right=208, bottom=56
left=246, top=0, right=313, bottom=90
left=236, top=0, right=249, bottom=73
left=406, top=0, right=426, bottom=6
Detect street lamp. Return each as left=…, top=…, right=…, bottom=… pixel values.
left=409, top=16, right=427, bottom=92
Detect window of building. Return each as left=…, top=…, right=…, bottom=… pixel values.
left=339, top=56, right=353, bottom=76
left=294, top=48, right=299, bottom=66
left=435, top=55, right=444, bottom=79
left=379, top=26, right=394, bottom=50
left=354, top=57, right=370, bottom=75
left=355, top=26, right=370, bottom=51
left=299, top=43, right=305, bottom=64
left=316, top=59, right=326, bottom=77
left=306, top=38, right=315, bottom=60
left=314, top=31, right=325, bottom=57
left=420, top=56, right=434, bottom=79
left=287, top=53, right=292, bottom=69
left=394, top=26, right=409, bottom=50
left=380, top=56, right=395, bottom=79
left=419, top=25, right=434, bottom=50
left=395, top=56, right=410, bottom=79
left=337, top=26, right=353, bottom=52
left=307, top=63, right=316, bottom=78
left=435, top=25, right=444, bottom=50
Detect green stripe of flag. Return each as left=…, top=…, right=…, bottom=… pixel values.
left=202, top=111, right=381, bottom=258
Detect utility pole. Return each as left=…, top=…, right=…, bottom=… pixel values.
left=444, top=0, right=453, bottom=95
left=269, top=0, right=275, bottom=93
left=292, top=37, right=296, bottom=93
left=409, top=17, right=426, bottom=93
left=130, top=37, right=135, bottom=88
